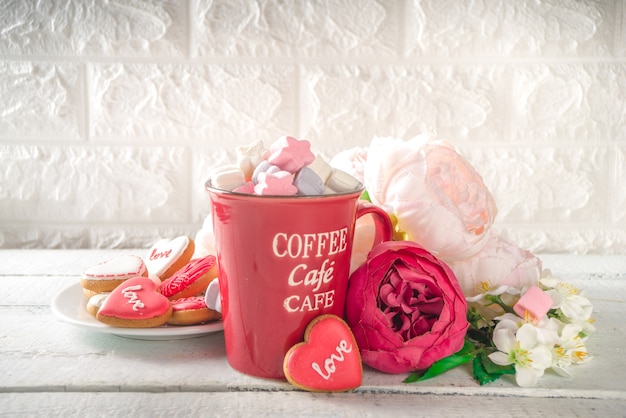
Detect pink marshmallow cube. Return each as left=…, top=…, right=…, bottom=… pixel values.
left=513, top=285, right=553, bottom=321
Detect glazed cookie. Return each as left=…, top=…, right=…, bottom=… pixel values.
left=80, top=255, right=147, bottom=294
left=145, top=236, right=195, bottom=281
left=96, top=276, right=172, bottom=328
left=283, top=314, right=362, bottom=393
left=167, top=296, right=221, bottom=326
left=86, top=292, right=110, bottom=317
left=160, top=256, right=218, bottom=300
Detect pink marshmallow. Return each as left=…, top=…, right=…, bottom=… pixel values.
left=267, top=136, right=315, bottom=173
left=513, top=285, right=553, bottom=321
left=254, top=171, right=297, bottom=196
left=232, top=181, right=255, bottom=194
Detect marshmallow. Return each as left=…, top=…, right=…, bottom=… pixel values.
left=306, top=155, right=333, bottom=183
left=233, top=181, right=255, bottom=194
left=251, top=160, right=281, bottom=183
left=254, top=171, right=297, bottom=196
left=211, top=165, right=246, bottom=191
left=513, top=285, right=553, bottom=321
left=267, top=136, right=315, bottom=173
left=205, top=279, right=221, bottom=313
left=294, top=167, right=325, bottom=196
left=325, top=168, right=362, bottom=193
left=236, top=140, right=270, bottom=181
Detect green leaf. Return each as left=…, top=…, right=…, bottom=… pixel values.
left=403, top=340, right=476, bottom=383
left=472, top=352, right=515, bottom=385
left=360, top=190, right=371, bottom=202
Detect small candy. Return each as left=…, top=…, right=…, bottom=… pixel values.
left=306, top=155, right=333, bottom=184
left=236, top=140, right=270, bottom=181
left=211, top=165, right=246, bottom=191
left=254, top=171, right=297, bottom=196
left=325, top=169, right=362, bottom=193
left=294, top=167, right=325, bottom=196
left=251, top=160, right=281, bottom=184
left=205, top=279, right=221, bottom=313
left=513, top=285, right=553, bottom=321
left=268, top=136, right=315, bottom=173
left=232, top=181, right=255, bottom=194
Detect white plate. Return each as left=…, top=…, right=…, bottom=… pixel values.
left=51, top=282, right=224, bottom=340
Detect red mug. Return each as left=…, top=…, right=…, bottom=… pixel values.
left=206, top=180, right=392, bottom=379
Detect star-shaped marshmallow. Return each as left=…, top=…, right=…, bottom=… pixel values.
left=268, top=136, right=315, bottom=173
left=254, top=171, right=298, bottom=196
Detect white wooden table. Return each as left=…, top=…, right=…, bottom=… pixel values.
left=1, top=250, right=625, bottom=417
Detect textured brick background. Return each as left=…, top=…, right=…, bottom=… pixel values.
left=0, top=0, right=624, bottom=254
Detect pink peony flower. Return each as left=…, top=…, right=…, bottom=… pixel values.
left=345, top=240, right=469, bottom=374
left=447, top=233, right=542, bottom=297
left=364, top=135, right=498, bottom=262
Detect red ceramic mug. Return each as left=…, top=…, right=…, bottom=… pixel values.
left=206, top=180, right=393, bottom=379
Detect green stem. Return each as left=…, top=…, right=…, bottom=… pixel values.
left=484, top=295, right=516, bottom=315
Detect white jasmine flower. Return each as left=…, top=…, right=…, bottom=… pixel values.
left=540, top=272, right=595, bottom=334
left=489, top=323, right=553, bottom=387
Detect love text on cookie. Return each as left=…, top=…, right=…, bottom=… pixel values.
left=311, top=339, right=352, bottom=380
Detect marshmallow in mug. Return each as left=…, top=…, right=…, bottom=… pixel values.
left=212, top=136, right=362, bottom=196
left=255, top=171, right=298, bottom=196
left=236, top=139, right=270, bottom=181
left=267, top=135, right=315, bottom=173
left=294, top=167, right=325, bottom=196
left=211, top=165, right=246, bottom=191
left=252, top=160, right=281, bottom=183
left=324, top=168, right=362, bottom=194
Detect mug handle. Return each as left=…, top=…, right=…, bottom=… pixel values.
left=355, top=201, right=393, bottom=247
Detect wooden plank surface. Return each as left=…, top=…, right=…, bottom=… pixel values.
left=1, top=250, right=625, bottom=416
left=3, top=392, right=626, bottom=417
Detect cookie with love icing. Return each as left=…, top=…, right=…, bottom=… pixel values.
left=145, top=236, right=195, bottom=281
left=283, top=314, right=362, bottom=392
left=80, top=254, right=147, bottom=294
left=96, top=276, right=172, bottom=328
left=161, top=256, right=218, bottom=300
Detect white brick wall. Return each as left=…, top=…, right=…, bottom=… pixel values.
left=0, top=0, right=624, bottom=254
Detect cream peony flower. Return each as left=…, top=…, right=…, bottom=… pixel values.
left=363, top=134, right=497, bottom=262
left=448, top=233, right=542, bottom=297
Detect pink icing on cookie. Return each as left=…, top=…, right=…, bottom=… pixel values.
left=145, top=236, right=190, bottom=278
left=254, top=171, right=297, bottom=196
left=82, top=255, right=146, bottom=280
left=161, top=256, right=217, bottom=298
left=98, top=276, right=170, bottom=320
left=171, top=296, right=208, bottom=311
left=267, top=136, right=315, bottom=173
left=283, top=314, right=362, bottom=392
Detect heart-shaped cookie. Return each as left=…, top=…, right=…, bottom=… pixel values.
left=80, top=254, right=147, bottom=294
left=96, top=276, right=172, bottom=328
left=145, top=236, right=195, bottom=280
left=283, top=314, right=362, bottom=392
